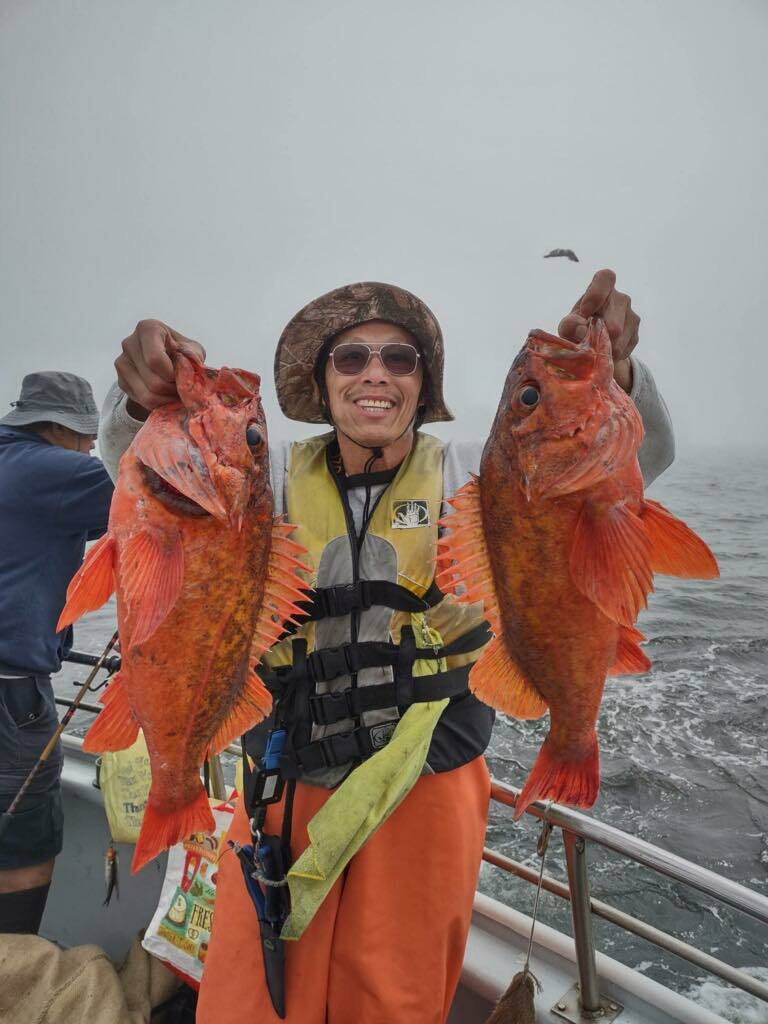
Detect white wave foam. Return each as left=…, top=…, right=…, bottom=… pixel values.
left=684, top=968, right=768, bottom=1024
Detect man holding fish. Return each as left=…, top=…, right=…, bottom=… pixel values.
left=89, top=269, right=691, bottom=1022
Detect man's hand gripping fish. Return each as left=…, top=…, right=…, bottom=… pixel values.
left=57, top=353, right=309, bottom=871
left=439, top=319, right=718, bottom=819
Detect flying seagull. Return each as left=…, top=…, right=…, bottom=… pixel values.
left=543, top=248, right=579, bottom=262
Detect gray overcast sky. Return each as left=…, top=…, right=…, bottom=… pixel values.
left=1, top=0, right=766, bottom=452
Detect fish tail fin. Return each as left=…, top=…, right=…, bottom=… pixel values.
left=514, top=732, right=599, bottom=820
left=56, top=534, right=116, bottom=630
left=131, top=784, right=214, bottom=874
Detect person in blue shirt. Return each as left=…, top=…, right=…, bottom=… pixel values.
left=0, top=371, right=114, bottom=934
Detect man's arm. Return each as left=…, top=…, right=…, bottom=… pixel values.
left=54, top=455, right=114, bottom=535
left=630, top=358, right=674, bottom=486
left=99, top=383, right=145, bottom=482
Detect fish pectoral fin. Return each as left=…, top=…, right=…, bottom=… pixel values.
left=640, top=500, right=719, bottom=579
left=250, top=519, right=312, bottom=661
left=56, top=534, right=116, bottom=631
left=514, top=731, right=600, bottom=820
left=570, top=501, right=654, bottom=627
left=206, top=669, right=273, bottom=756
left=131, top=784, right=214, bottom=874
left=120, top=529, right=184, bottom=647
left=82, top=672, right=140, bottom=752
left=469, top=635, right=548, bottom=719
left=437, top=477, right=502, bottom=633
left=608, top=625, right=651, bottom=676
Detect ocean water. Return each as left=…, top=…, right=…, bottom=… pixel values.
left=55, top=450, right=768, bottom=1023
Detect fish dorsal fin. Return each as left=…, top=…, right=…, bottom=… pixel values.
left=469, top=635, right=548, bottom=719
left=251, top=518, right=313, bottom=661
left=132, top=407, right=227, bottom=520
left=608, top=625, right=652, bottom=676
left=570, top=501, right=654, bottom=626
left=206, top=669, right=273, bottom=757
left=437, top=477, right=501, bottom=634
left=640, top=500, right=719, bottom=578
left=120, top=529, right=184, bottom=647
left=57, top=533, right=116, bottom=631
left=81, top=672, right=140, bottom=753
left=545, top=400, right=644, bottom=498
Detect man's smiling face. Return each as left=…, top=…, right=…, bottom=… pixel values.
left=323, top=320, right=424, bottom=449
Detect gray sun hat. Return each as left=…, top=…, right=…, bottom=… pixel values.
left=0, top=372, right=100, bottom=435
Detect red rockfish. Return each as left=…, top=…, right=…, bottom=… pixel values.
left=439, top=319, right=718, bottom=819
left=58, top=354, right=309, bottom=871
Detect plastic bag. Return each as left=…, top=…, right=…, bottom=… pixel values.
left=100, top=731, right=151, bottom=844
left=142, top=800, right=235, bottom=988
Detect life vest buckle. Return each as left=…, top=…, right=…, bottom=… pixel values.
left=308, top=689, right=356, bottom=726
left=308, top=643, right=361, bottom=682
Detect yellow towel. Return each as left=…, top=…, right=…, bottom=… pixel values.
left=282, top=614, right=449, bottom=941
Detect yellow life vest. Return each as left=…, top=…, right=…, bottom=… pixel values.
left=257, top=432, right=492, bottom=788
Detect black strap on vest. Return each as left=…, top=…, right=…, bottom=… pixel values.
left=259, top=621, right=491, bottom=696
left=298, top=578, right=444, bottom=622
left=260, top=622, right=491, bottom=779
left=307, top=667, right=471, bottom=726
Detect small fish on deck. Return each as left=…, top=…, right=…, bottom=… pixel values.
left=104, top=840, right=119, bottom=906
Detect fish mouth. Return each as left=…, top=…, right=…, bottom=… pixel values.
left=526, top=328, right=597, bottom=381
left=139, top=462, right=211, bottom=517
left=527, top=329, right=582, bottom=354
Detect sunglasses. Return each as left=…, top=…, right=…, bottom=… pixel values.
left=328, top=342, right=421, bottom=377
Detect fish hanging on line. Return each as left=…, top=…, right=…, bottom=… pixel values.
left=438, top=318, right=718, bottom=819
left=58, top=352, right=311, bottom=872
left=543, top=248, right=579, bottom=262
left=104, top=840, right=119, bottom=905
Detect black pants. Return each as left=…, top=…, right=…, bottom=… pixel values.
left=0, top=675, right=63, bottom=871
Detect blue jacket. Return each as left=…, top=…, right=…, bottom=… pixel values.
left=0, top=426, right=114, bottom=675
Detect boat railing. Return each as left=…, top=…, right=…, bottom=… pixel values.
left=55, top=655, right=768, bottom=1016
left=486, top=778, right=768, bottom=1014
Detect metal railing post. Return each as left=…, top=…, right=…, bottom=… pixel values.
left=564, top=830, right=603, bottom=1017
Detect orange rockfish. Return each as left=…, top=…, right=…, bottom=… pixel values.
left=439, top=319, right=718, bottom=819
left=58, top=353, right=309, bottom=871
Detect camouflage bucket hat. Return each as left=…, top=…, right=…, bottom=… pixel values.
left=274, top=281, right=454, bottom=424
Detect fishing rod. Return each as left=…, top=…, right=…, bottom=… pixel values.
left=0, top=631, right=120, bottom=843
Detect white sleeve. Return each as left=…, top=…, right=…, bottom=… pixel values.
left=629, top=357, right=675, bottom=487
left=442, top=440, right=483, bottom=501
left=98, top=384, right=144, bottom=483
left=269, top=439, right=291, bottom=518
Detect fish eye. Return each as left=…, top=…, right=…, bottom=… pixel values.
left=246, top=423, right=263, bottom=448
left=519, top=384, right=540, bottom=408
